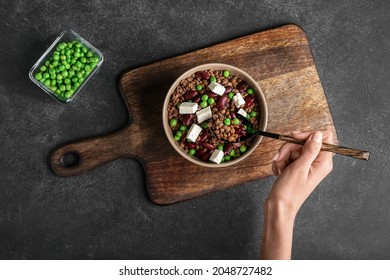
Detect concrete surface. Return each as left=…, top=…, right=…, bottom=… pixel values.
left=0, top=0, right=388, bottom=259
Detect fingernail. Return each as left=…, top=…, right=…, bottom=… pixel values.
left=272, top=152, right=280, bottom=161
left=277, top=168, right=282, bottom=176
left=313, top=131, right=322, bottom=143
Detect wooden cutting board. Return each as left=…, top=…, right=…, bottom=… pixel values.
left=51, top=24, right=337, bottom=204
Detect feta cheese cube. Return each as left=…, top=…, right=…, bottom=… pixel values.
left=208, top=81, right=225, bottom=96
left=237, top=108, right=247, bottom=118
left=196, top=106, right=212, bottom=123
left=233, top=93, right=245, bottom=107
left=209, top=149, right=224, bottom=164
left=179, top=102, right=198, bottom=114
left=186, top=124, right=202, bottom=143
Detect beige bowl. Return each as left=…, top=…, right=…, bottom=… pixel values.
left=162, top=63, right=268, bottom=167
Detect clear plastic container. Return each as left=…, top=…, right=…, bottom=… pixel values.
left=29, top=30, right=104, bottom=103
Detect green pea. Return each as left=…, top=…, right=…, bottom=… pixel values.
left=58, top=65, right=65, bottom=71
left=50, top=80, right=56, bottom=86
left=223, top=70, right=230, bottom=77
left=170, top=118, right=178, bottom=127
left=174, top=135, right=181, bottom=141
left=208, top=98, right=215, bottom=105
left=64, top=78, right=71, bottom=85
left=49, top=68, right=56, bottom=74
left=176, top=131, right=182, bottom=137
left=210, top=76, right=217, bottom=82
left=189, top=149, right=196, bottom=156
left=65, top=64, right=71, bottom=70
left=87, top=51, right=93, bottom=57
left=58, top=43, right=66, bottom=50
left=233, top=118, right=240, bottom=125
left=44, top=60, right=50, bottom=66
left=80, top=57, right=87, bottom=64
left=84, top=65, right=91, bottom=71
left=74, top=52, right=81, bottom=58
left=50, top=85, right=57, bottom=92
left=224, top=118, right=231, bottom=125
left=57, top=74, right=63, bottom=80
left=44, top=79, right=51, bottom=86
left=179, top=125, right=187, bottom=131
left=39, top=65, right=47, bottom=72
left=201, top=94, right=208, bottom=101
left=66, top=84, right=72, bottom=91
left=68, top=69, right=75, bottom=77
left=224, top=155, right=231, bottom=161
left=67, top=42, right=73, bottom=48
left=230, top=149, right=235, bottom=157
left=53, top=61, right=59, bottom=67
left=200, top=101, right=208, bottom=108
left=56, top=89, right=61, bottom=95
left=243, top=125, right=247, bottom=130
left=217, top=144, right=224, bottom=151
left=43, top=71, right=51, bottom=78
left=82, top=47, right=88, bottom=53
left=75, top=61, right=82, bottom=68
left=62, top=70, right=68, bottom=78
left=60, top=85, right=66, bottom=92
left=247, top=88, right=254, bottom=95
left=228, top=92, right=234, bottom=99
left=201, top=122, right=209, bottom=129
left=50, top=73, right=56, bottom=79
left=196, top=84, right=203, bottom=91
left=72, top=77, right=78, bottom=83
left=76, top=72, right=83, bottom=79
left=35, top=73, right=42, bottom=80
left=65, top=91, right=72, bottom=99
left=240, top=145, right=247, bottom=153
left=250, top=111, right=257, bottom=117
left=60, top=55, right=66, bottom=61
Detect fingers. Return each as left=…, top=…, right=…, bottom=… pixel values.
left=272, top=142, right=301, bottom=175
left=291, top=131, right=323, bottom=171
left=271, top=130, right=334, bottom=176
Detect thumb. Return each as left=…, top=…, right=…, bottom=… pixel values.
left=295, top=131, right=323, bottom=170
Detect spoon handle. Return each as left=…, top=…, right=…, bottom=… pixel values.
left=278, top=135, right=370, bottom=160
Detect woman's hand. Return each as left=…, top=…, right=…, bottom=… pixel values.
left=260, top=130, right=334, bottom=260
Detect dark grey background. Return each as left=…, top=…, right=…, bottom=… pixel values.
left=0, top=0, right=388, bottom=259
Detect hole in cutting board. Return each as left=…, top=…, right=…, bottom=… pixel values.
left=60, top=152, right=80, bottom=167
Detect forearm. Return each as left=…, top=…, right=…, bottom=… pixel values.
left=260, top=199, right=296, bottom=260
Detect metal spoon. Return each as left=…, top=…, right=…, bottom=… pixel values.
left=238, top=116, right=370, bottom=160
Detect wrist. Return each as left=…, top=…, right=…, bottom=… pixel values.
left=264, top=197, right=297, bottom=226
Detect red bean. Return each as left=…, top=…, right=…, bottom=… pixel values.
left=192, top=96, right=201, bottom=103
left=224, top=86, right=232, bottom=94
left=224, top=143, right=233, bottom=155
left=184, top=90, right=198, bottom=100
left=198, top=131, right=209, bottom=142
left=196, top=149, right=207, bottom=157
left=182, top=114, right=192, bottom=126
left=237, top=81, right=248, bottom=92
left=230, top=112, right=236, bottom=119
left=195, top=71, right=210, bottom=80
left=203, top=143, right=214, bottom=150
left=217, top=95, right=228, bottom=110
left=185, top=142, right=196, bottom=149
left=201, top=152, right=211, bottom=162
left=206, top=91, right=218, bottom=99
left=244, top=95, right=255, bottom=108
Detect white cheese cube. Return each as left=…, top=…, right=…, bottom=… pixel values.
left=208, top=81, right=225, bottom=96
left=196, top=106, right=212, bottom=123
left=237, top=108, right=247, bottom=118
left=209, top=149, right=224, bottom=164
left=186, top=124, right=202, bottom=143
left=179, top=102, right=198, bottom=114
left=233, top=93, right=245, bottom=107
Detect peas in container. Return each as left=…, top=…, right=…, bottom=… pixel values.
left=29, top=30, right=104, bottom=102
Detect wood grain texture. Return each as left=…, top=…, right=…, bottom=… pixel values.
left=51, top=24, right=338, bottom=204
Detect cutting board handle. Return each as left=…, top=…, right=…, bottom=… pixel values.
left=51, top=126, right=133, bottom=176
